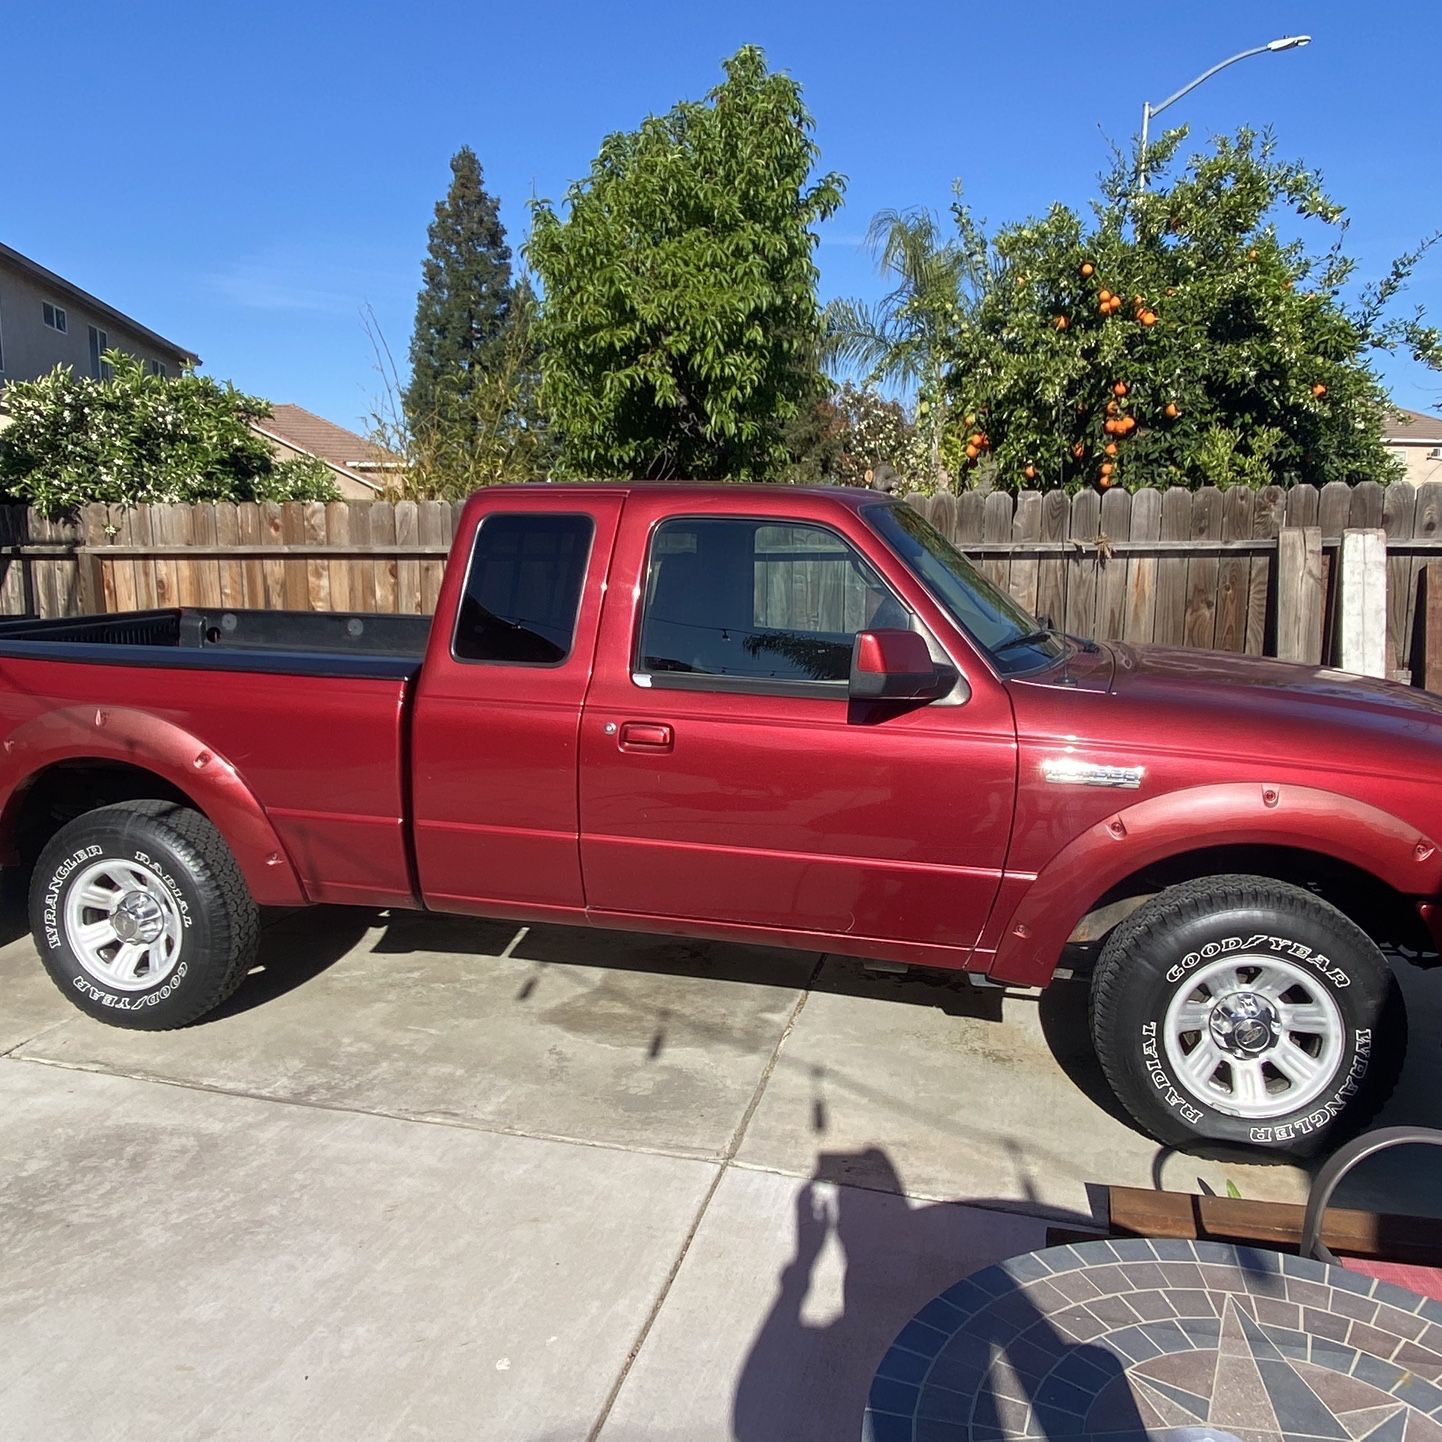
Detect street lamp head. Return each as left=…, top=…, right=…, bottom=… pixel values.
left=1266, top=35, right=1312, bottom=51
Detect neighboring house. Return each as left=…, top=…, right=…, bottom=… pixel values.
left=0, top=242, right=198, bottom=407
left=248, top=403, right=401, bottom=500
left=1383, top=406, right=1442, bottom=486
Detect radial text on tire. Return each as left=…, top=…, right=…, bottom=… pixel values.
left=29, top=800, right=260, bottom=1030
left=1088, top=874, right=1405, bottom=1159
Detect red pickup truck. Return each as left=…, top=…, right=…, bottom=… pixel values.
left=0, top=483, right=1435, bottom=1158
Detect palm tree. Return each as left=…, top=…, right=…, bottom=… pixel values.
left=821, top=208, right=980, bottom=484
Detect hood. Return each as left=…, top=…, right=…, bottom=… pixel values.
left=1107, top=642, right=1442, bottom=729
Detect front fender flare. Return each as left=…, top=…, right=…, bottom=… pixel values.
left=985, top=782, right=1442, bottom=986
left=0, top=705, right=306, bottom=906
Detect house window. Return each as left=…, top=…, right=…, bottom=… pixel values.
left=148, top=360, right=167, bottom=378
left=88, top=326, right=110, bottom=379
left=43, top=301, right=68, bottom=333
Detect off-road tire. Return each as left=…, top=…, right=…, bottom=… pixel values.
left=30, top=801, right=259, bottom=1029
left=1090, top=874, right=1405, bottom=1159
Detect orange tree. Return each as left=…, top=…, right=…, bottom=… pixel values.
left=944, top=128, right=1440, bottom=493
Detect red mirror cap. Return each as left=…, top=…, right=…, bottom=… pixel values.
left=854, top=628, right=934, bottom=675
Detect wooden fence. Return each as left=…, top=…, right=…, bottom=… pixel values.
left=1, top=482, right=1440, bottom=680
left=905, top=481, right=1442, bottom=679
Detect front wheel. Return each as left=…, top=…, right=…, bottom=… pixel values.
left=1089, top=875, right=1405, bottom=1159
left=30, top=801, right=259, bottom=1029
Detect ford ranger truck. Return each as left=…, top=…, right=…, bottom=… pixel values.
left=0, top=483, right=1436, bottom=1159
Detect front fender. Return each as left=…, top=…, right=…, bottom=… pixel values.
left=0, top=705, right=306, bottom=906
left=985, top=782, right=1442, bottom=986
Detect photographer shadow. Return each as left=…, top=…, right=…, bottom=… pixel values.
left=733, top=1147, right=1152, bottom=1442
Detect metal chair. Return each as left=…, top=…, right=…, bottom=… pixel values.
left=1299, top=1124, right=1442, bottom=1299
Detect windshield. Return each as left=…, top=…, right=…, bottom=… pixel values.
left=864, top=502, right=1067, bottom=673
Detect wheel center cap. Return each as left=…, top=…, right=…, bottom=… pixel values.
left=1208, top=991, right=1277, bottom=1056
left=112, top=891, right=165, bottom=945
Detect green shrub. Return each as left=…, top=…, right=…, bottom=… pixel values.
left=0, top=352, right=339, bottom=514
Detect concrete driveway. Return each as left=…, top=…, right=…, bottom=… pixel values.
left=2, top=898, right=1439, bottom=1442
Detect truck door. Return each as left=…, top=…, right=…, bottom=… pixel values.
left=577, top=494, right=1017, bottom=957
left=411, top=492, right=624, bottom=918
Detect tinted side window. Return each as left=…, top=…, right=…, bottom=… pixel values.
left=638, top=518, right=905, bottom=684
left=453, top=513, right=593, bottom=665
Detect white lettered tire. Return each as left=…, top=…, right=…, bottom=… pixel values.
left=30, top=801, right=259, bottom=1029
left=1089, top=875, right=1405, bottom=1159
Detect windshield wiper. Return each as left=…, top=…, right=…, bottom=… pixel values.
left=992, top=626, right=1058, bottom=656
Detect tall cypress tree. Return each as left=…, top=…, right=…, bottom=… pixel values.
left=404, top=147, right=515, bottom=428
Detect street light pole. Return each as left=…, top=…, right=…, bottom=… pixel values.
left=1137, top=35, right=1311, bottom=192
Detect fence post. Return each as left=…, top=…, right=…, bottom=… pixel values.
left=1275, top=526, right=1323, bottom=664
left=1334, top=528, right=1387, bottom=678
left=1414, top=563, right=1442, bottom=694
left=76, top=504, right=107, bottom=616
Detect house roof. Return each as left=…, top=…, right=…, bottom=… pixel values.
left=250, top=404, right=401, bottom=492
left=0, top=241, right=199, bottom=365
left=258, top=403, right=398, bottom=469
left=1383, top=405, right=1442, bottom=444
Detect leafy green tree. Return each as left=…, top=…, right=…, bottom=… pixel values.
left=527, top=45, right=844, bottom=480
left=940, top=128, right=1440, bottom=493
left=0, top=353, right=337, bottom=514
left=405, top=146, right=517, bottom=429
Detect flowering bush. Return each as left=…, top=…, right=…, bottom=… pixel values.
left=0, top=352, right=338, bottom=514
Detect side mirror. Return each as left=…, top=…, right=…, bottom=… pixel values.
left=848, top=629, right=953, bottom=701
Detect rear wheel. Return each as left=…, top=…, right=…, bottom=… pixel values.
left=30, top=801, right=259, bottom=1029
left=1089, top=874, right=1405, bottom=1158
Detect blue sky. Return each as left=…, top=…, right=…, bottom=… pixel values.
left=7, top=1, right=1440, bottom=432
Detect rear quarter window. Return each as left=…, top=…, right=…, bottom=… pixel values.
left=452, top=513, right=593, bottom=665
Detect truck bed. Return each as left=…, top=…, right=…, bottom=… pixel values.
left=0, top=608, right=431, bottom=680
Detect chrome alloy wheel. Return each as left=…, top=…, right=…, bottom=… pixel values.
left=62, top=859, right=184, bottom=991
left=1162, top=955, right=1345, bottom=1120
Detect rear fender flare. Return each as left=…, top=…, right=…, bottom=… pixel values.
left=986, top=782, right=1442, bottom=986
left=0, top=705, right=306, bottom=906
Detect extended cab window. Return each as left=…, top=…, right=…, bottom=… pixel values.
left=453, top=513, right=592, bottom=665
left=638, top=517, right=908, bottom=687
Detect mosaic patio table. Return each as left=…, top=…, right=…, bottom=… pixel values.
left=865, top=1238, right=1442, bottom=1442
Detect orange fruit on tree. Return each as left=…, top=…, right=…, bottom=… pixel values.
left=1140, top=310, right=1157, bottom=326
left=1071, top=441, right=1086, bottom=460
left=965, top=444, right=979, bottom=461
left=1105, top=442, right=1118, bottom=457
left=1113, top=381, right=1128, bottom=397
left=1164, top=402, right=1180, bottom=419
left=1080, top=262, right=1094, bottom=277
left=1054, top=315, right=1068, bottom=330
left=1105, top=399, right=1119, bottom=416
left=1023, top=463, right=1037, bottom=480
left=1098, top=288, right=1112, bottom=303
left=964, top=413, right=976, bottom=427
left=1312, top=382, right=1327, bottom=397
left=978, top=433, right=990, bottom=448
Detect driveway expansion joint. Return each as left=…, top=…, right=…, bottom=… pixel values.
left=584, top=950, right=828, bottom=1442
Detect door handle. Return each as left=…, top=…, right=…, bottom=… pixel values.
left=619, top=722, right=674, bottom=752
